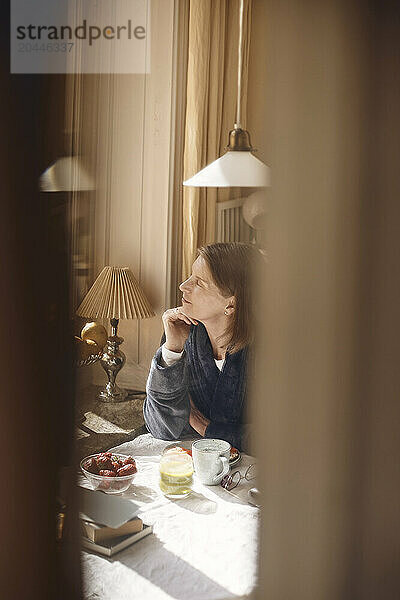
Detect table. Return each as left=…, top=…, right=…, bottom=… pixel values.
left=75, top=385, right=146, bottom=459
left=80, top=433, right=260, bottom=600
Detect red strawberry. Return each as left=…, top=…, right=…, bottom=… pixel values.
left=117, top=464, right=137, bottom=477
left=99, top=469, right=116, bottom=477
left=96, top=456, right=113, bottom=471
left=84, top=457, right=99, bottom=474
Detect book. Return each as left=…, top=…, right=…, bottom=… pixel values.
left=79, top=487, right=141, bottom=528
left=81, top=517, right=143, bottom=543
left=81, top=523, right=153, bottom=557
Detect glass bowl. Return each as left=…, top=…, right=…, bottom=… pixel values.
left=80, top=453, right=137, bottom=494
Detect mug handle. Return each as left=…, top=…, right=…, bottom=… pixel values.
left=212, top=456, right=230, bottom=485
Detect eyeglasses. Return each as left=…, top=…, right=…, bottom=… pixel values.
left=221, top=463, right=256, bottom=491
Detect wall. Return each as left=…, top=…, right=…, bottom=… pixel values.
left=81, top=0, right=176, bottom=390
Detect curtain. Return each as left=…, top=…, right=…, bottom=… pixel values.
left=182, top=0, right=252, bottom=280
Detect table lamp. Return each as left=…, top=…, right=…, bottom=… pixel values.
left=76, top=266, right=155, bottom=402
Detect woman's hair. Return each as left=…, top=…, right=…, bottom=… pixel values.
left=197, top=242, right=265, bottom=354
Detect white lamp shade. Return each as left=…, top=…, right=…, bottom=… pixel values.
left=40, top=156, right=95, bottom=192
left=183, top=151, right=271, bottom=188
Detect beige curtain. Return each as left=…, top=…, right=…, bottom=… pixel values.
left=182, top=0, right=252, bottom=280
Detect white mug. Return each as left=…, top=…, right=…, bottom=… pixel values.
left=192, top=439, right=231, bottom=485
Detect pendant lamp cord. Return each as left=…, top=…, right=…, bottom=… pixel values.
left=236, top=0, right=244, bottom=129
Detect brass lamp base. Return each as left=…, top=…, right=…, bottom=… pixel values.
left=98, top=318, right=128, bottom=403
left=98, top=381, right=128, bottom=403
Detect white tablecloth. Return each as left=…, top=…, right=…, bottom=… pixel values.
left=81, top=434, right=259, bottom=600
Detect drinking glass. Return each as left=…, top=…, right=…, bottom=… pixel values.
left=159, top=445, right=194, bottom=499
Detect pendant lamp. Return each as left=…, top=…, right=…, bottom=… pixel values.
left=40, top=155, right=95, bottom=192
left=183, top=0, right=271, bottom=188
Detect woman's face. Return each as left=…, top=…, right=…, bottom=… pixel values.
left=179, top=256, right=234, bottom=322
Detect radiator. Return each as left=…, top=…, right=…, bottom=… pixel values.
left=216, top=198, right=253, bottom=243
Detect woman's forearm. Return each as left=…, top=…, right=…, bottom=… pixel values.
left=143, top=346, right=191, bottom=440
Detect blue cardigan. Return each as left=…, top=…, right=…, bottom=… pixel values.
left=143, top=322, right=250, bottom=452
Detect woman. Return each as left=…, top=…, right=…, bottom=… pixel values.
left=143, top=242, right=261, bottom=452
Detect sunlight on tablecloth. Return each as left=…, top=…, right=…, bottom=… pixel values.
left=81, top=433, right=259, bottom=600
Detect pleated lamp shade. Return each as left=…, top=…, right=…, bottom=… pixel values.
left=76, top=267, right=155, bottom=320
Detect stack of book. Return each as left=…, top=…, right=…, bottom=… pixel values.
left=81, top=516, right=152, bottom=556
left=80, top=487, right=153, bottom=557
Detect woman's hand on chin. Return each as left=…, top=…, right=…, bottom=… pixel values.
left=189, top=397, right=210, bottom=437
left=162, top=306, right=198, bottom=353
